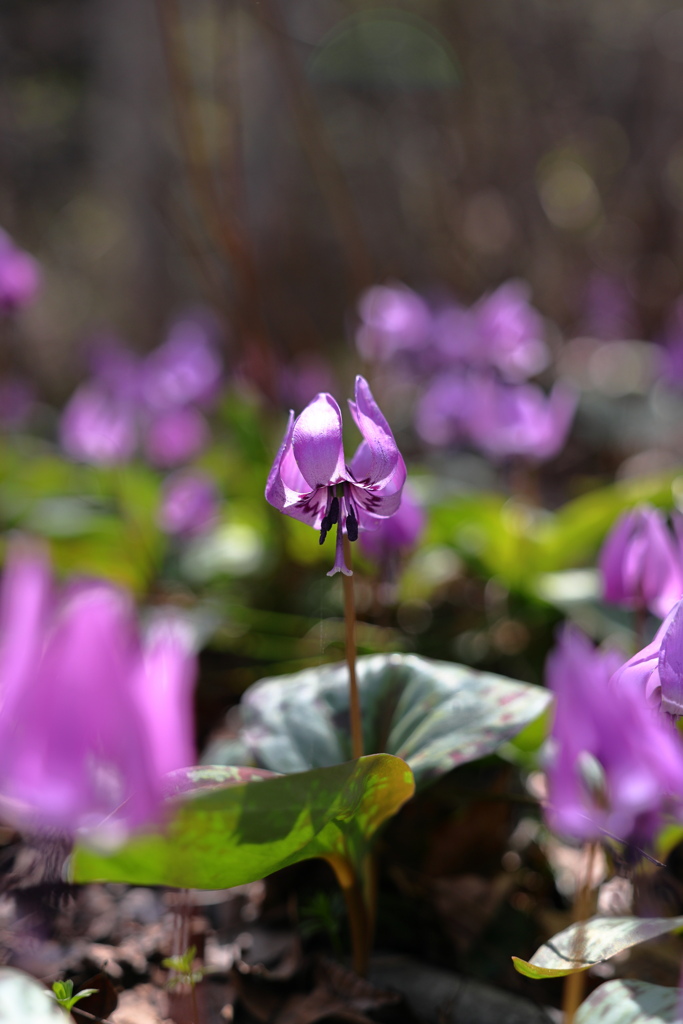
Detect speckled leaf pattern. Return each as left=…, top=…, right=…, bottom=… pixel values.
left=576, top=979, right=681, bottom=1023
left=512, top=916, right=683, bottom=979
left=203, top=652, right=551, bottom=789
left=0, top=968, right=65, bottom=1023
left=71, top=754, right=415, bottom=890
left=161, top=764, right=277, bottom=798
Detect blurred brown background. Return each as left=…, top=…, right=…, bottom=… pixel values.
left=2, top=0, right=683, bottom=391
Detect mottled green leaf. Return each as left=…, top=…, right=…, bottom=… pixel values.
left=203, top=652, right=551, bottom=790
left=576, top=979, right=680, bottom=1023
left=0, top=968, right=64, bottom=1023
left=513, top=916, right=683, bottom=979
left=71, top=754, right=414, bottom=890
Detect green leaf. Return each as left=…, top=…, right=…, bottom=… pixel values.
left=576, top=979, right=680, bottom=1023
left=71, top=755, right=415, bottom=890
left=0, top=969, right=64, bottom=1023
left=512, top=916, right=683, bottom=979
left=203, top=653, right=551, bottom=790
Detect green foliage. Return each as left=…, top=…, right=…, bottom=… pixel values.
left=71, top=756, right=415, bottom=891
left=576, top=979, right=681, bottom=1023
left=428, top=470, right=681, bottom=596
left=202, top=652, right=551, bottom=789
left=512, top=916, right=683, bottom=979
left=51, top=979, right=99, bottom=1014
left=161, top=946, right=207, bottom=989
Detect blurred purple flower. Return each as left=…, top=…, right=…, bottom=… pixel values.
left=142, top=316, right=222, bottom=412
left=612, top=598, right=683, bottom=717
left=0, top=230, right=41, bottom=312
left=356, top=284, right=432, bottom=361
left=133, top=618, right=197, bottom=776
left=266, top=375, right=406, bottom=576
left=431, top=304, right=481, bottom=366
left=159, top=470, right=219, bottom=537
left=359, top=485, right=425, bottom=566
left=546, top=625, right=683, bottom=844
left=467, top=376, right=576, bottom=461
left=144, top=406, right=209, bottom=469
left=415, top=371, right=474, bottom=446
left=0, top=542, right=197, bottom=839
left=60, top=384, right=137, bottom=465
left=474, top=280, right=549, bottom=381
left=599, top=506, right=683, bottom=619
left=89, top=337, right=143, bottom=403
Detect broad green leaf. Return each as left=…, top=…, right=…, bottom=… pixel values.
left=71, top=755, right=414, bottom=890
left=0, top=968, right=64, bottom=1023
left=203, top=653, right=551, bottom=790
left=576, top=979, right=680, bottom=1023
left=512, top=916, right=683, bottom=979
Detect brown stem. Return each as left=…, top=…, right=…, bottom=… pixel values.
left=562, top=842, right=598, bottom=1024
left=342, top=535, right=363, bottom=759
left=326, top=855, right=370, bottom=976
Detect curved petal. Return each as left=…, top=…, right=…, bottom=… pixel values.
left=599, top=511, right=639, bottom=604
left=658, top=601, right=683, bottom=716
left=282, top=485, right=331, bottom=529
left=0, top=542, right=51, bottom=716
left=292, top=393, right=345, bottom=488
left=350, top=453, right=406, bottom=522
left=265, top=411, right=295, bottom=513
left=347, top=376, right=399, bottom=484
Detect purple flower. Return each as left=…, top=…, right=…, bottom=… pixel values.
left=415, top=372, right=475, bottom=446
left=431, top=304, right=482, bottom=366
left=142, top=315, right=222, bottom=412
left=266, top=375, right=406, bottom=576
left=612, top=598, right=683, bottom=717
left=144, top=406, right=210, bottom=468
left=474, top=280, right=549, bottom=381
left=159, top=471, right=219, bottom=537
left=466, top=376, right=576, bottom=461
left=599, top=506, right=683, bottom=619
left=89, top=336, right=143, bottom=403
left=545, top=626, right=683, bottom=844
left=0, top=230, right=41, bottom=312
left=0, top=543, right=197, bottom=840
left=355, top=284, right=432, bottom=361
left=359, top=485, right=425, bottom=566
left=60, top=384, right=137, bottom=465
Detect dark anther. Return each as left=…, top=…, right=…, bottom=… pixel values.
left=346, top=506, right=359, bottom=542
left=327, top=496, right=340, bottom=527
left=319, top=497, right=340, bottom=545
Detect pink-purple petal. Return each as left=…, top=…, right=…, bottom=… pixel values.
left=347, top=376, right=399, bottom=484
left=292, top=393, right=345, bottom=488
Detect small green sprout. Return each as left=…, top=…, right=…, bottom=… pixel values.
left=51, top=979, right=99, bottom=1014
left=161, top=945, right=206, bottom=990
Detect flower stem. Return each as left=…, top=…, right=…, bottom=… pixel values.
left=562, top=842, right=597, bottom=1024
left=342, top=535, right=363, bottom=759
left=343, top=875, right=370, bottom=976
